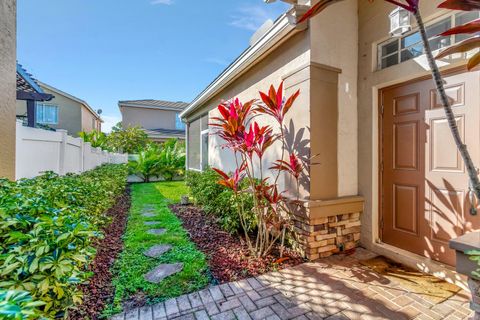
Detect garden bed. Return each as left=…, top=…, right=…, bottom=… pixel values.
left=170, top=204, right=304, bottom=283
left=104, top=182, right=209, bottom=317
left=68, top=187, right=131, bottom=320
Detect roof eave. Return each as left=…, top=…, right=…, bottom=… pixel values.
left=118, top=103, right=186, bottom=112
left=179, top=13, right=301, bottom=120
left=38, top=81, right=102, bottom=120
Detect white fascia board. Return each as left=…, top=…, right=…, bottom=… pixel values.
left=179, top=14, right=294, bottom=120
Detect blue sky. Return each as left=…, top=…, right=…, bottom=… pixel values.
left=17, top=0, right=290, bottom=132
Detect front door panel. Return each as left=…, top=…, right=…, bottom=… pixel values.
left=381, top=70, right=480, bottom=266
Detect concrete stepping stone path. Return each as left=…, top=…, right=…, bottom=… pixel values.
left=148, top=228, right=166, bottom=235
left=142, top=212, right=156, bottom=217
left=144, top=263, right=183, bottom=284
left=143, top=244, right=172, bottom=258
left=144, top=221, right=161, bottom=226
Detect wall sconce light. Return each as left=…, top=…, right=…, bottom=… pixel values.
left=389, top=7, right=411, bottom=37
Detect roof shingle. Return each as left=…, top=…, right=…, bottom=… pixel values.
left=119, top=99, right=189, bottom=110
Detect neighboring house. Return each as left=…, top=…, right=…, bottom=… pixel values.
left=180, top=0, right=480, bottom=284
left=16, top=81, right=103, bottom=136
left=118, top=99, right=188, bottom=142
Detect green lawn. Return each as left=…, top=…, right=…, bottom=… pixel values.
left=104, top=181, right=209, bottom=316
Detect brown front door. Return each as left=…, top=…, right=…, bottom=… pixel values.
left=380, top=70, right=480, bottom=266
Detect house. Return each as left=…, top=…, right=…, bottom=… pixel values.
left=0, top=0, right=16, bottom=180
left=118, top=99, right=188, bottom=142
left=16, top=81, right=103, bottom=136
left=180, top=0, right=480, bottom=285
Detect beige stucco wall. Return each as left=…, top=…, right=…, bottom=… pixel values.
left=357, top=0, right=466, bottom=249
left=35, top=86, right=83, bottom=136
left=17, top=90, right=101, bottom=135
left=187, top=31, right=312, bottom=198
left=185, top=1, right=359, bottom=202
left=81, top=106, right=101, bottom=132
left=0, top=0, right=16, bottom=180
left=121, top=107, right=179, bottom=130
left=310, top=0, right=359, bottom=198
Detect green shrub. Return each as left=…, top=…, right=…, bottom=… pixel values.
left=0, top=164, right=128, bottom=319
left=129, top=140, right=185, bottom=182
left=0, top=290, right=44, bottom=319
left=185, top=169, right=255, bottom=234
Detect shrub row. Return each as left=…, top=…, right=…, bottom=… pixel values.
left=185, top=169, right=255, bottom=234
left=0, top=164, right=128, bottom=319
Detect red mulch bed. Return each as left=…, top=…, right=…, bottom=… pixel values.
left=170, top=204, right=304, bottom=283
left=68, top=187, right=131, bottom=320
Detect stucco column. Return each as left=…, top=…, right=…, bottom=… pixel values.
left=0, top=0, right=16, bottom=180
left=309, top=63, right=341, bottom=200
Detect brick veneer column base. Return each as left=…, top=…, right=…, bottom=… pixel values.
left=291, top=196, right=364, bottom=260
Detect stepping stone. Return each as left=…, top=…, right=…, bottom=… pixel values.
left=144, top=263, right=183, bottom=284
left=142, top=213, right=156, bottom=218
left=143, top=244, right=172, bottom=258
left=148, top=228, right=166, bottom=235
left=144, top=221, right=161, bottom=226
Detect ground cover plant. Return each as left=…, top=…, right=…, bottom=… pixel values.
left=68, top=187, right=131, bottom=320
left=171, top=203, right=303, bottom=283
left=185, top=168, right=255, bottom=234
left=0, top=164, right=128, bottom=319
left=106, top=181, right=208, bottom=317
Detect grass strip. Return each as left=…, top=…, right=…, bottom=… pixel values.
left=104, top=181, right=209, bottom=316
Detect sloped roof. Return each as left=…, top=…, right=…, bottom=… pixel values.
left=118, top=99, right=189, bottom=110
left=38, top=81, right=103, bottom=121
left=143, top=128, right=186, bottom=139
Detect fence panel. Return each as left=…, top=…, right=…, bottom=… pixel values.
left=15, top=121, right=127, bottom=179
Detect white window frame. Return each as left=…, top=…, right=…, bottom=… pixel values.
left=200, top=129, right=209, bottom=171
left=377, top=11, right=480, bottom=70
left=36, top=103, right=59, bottom=125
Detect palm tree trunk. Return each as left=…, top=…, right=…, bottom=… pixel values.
left=414, top=9, right=480, bottom=200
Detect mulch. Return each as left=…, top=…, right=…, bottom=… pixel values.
left=170, top=204, right=304, bottom=283
left=68, top=187, right=131, bottom=320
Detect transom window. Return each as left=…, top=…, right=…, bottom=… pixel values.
left=36, top=103, right=59, bottom=124
left=378, top=11, right=480, bottom=70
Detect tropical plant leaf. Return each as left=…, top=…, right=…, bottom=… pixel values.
left=438, top=0, right=480, bottom=11
left=467, top=51, right=480, bottom=70
left=440, top=19, right=480, bottom=36
left=436, top=37, right=480, bottom=59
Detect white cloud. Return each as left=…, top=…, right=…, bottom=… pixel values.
left=229, top=5, right=274, bottom=31
left=150, top=0, right=174, bottom=5
left=101, top=115, right=122, bottom=133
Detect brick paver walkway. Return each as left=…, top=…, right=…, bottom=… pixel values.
left=111, top=248, right=473, bottom=320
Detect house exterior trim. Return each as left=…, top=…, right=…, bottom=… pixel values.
left=180, top=13, right=304, bottom=119
left=118, top=103, right=186, bottom=112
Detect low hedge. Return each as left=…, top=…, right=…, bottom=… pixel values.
left=0, top=164, right=128, bottom=319
left=185, top=169, right=255, bottom=234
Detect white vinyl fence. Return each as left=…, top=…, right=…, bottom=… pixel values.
left=15, top=121, right=128, bottom=180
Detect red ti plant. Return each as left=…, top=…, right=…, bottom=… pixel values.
left=211, top=82, right=301, bottom=257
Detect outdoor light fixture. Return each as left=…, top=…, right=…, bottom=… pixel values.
left=389, top=7, right=411, bottom=37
